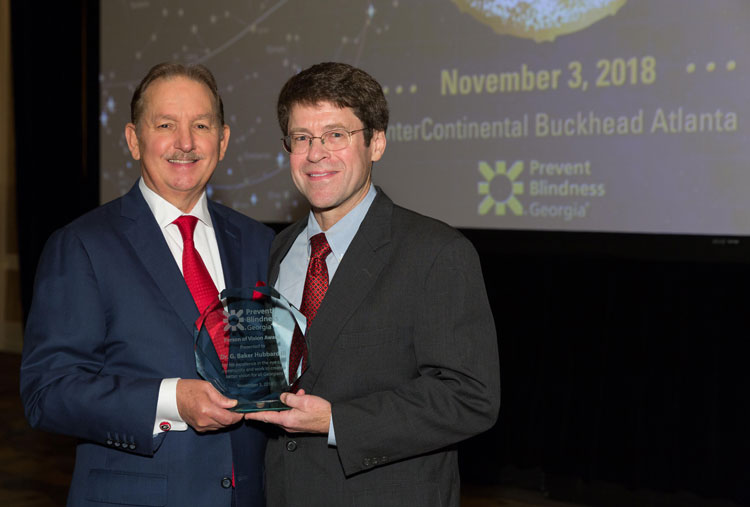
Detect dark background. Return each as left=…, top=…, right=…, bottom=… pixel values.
left=11, top=2, right=749, bottom=505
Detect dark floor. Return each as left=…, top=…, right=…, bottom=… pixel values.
left=3, top=351, right=743, bottom=507
left=0, top=352, right=579, bottom=507
left=1, top=353, right=76, bottom=505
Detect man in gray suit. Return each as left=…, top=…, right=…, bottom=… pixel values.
left=246, top=62, right=500, bottom=506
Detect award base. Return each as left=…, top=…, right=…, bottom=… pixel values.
left=232, top=398, right=291, bottom=413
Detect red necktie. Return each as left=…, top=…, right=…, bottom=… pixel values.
left=289, top=233, right=331, bottom=382
left=173, top=215, right=228, bottom=371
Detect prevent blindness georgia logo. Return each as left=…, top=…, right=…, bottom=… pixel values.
left=478, top=160, right=524, bottom=216
left=223, top=309, right=245, bottom=332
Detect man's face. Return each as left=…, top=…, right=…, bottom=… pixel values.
left=125, top=76, right=229, bottom=211
left=287, top=102, right=386, bottom=228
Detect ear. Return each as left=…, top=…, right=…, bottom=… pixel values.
left=125, top=123, right=141, bottom=160
left=219, top=124, right=231, bottom=160
left=369, top=129, right=386, bottom=162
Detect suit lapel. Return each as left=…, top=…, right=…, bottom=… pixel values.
left=303, top=192, right=394, bottom=390
left=269, top=219, right=306, bottom=286
left=209, top=202, right=242, bottom=289
left=120, top=184, right=199, bottom=337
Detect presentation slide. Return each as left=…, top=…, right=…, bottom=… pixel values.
left=100, top=0, right=749, bottom=235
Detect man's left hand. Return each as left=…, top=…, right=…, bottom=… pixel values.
left=245, top=389, right=331, bottom=433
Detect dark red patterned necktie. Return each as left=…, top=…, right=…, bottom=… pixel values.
left=173, top=215, right=228, bottom=371
left=289, top=233, right=331, bottom=382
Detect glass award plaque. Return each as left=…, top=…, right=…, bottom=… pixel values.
left=194, top=283, right=307, bottom=412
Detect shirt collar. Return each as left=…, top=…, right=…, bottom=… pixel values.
left=138, top=177, right=213, bottom=229
left=305, top=184, right=377, bottom=261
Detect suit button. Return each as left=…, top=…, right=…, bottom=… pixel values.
left=221, top=476, right=232, bottom=489
left=286, top=440, right=297, bottom=452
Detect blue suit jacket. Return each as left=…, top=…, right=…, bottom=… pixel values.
left=20, top=183, right=273, bottom=506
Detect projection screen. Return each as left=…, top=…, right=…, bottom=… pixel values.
left=100, top=0, right=750, bottom=235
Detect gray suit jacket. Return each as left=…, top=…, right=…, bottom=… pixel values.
left=265, top=189, right=500, bottom=507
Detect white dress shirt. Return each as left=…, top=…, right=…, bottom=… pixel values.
left=138, top=178, right=226, bottom=435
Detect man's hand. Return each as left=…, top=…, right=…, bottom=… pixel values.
left=244, top=389, right=331, bottom=434
left=176, top=379, right=244, bottom=432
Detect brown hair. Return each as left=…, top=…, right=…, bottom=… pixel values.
left=277, top=62, right=389, bottom=146
left=130, top=62, right=225, bottom=132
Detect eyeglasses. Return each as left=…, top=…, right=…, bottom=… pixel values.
left=281, top=127, right=370, bottom=154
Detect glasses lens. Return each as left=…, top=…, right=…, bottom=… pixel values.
left=283, top=135, right=309, bottom=154
left=322, top=130, right=350, bottom=151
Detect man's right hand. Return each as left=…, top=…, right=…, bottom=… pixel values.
left=176, top=379, right=243, bottom=432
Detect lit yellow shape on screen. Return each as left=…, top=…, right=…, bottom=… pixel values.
left=451, top=0, right=627, bottom=43
left=478, top=160, right=524, bottom=216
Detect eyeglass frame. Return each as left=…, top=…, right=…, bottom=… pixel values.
left=281, top=127, right=371, bottom=154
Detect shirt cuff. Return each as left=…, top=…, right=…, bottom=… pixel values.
left=153, top=378, right=188, bottom=435
left=327, top=413, right=337, bottom=446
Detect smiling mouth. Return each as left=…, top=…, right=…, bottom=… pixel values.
left=167, top=157, right=202, bottom=165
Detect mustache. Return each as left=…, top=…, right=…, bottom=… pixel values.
left=166, top=152, right=204, bottom=161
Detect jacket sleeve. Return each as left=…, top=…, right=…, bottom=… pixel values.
left=20, top=227, right=162, bottom=456
left=331, top=235, right=500, bottom=476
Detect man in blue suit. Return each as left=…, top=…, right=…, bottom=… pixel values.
left=20, top=62, right=273, bottom=506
